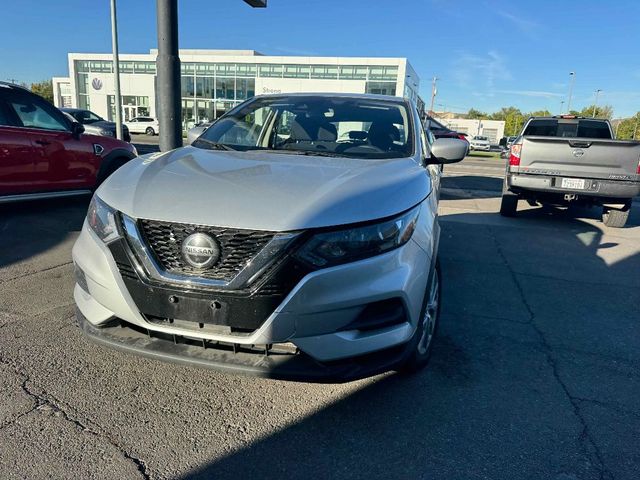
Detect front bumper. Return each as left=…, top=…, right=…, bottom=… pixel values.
left=72, top=220, right=433, bottom=380
left=471, top=145, right=491, bottom=151
left=75, top=308, right=416, bottom=382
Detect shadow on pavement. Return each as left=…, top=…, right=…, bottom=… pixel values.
left=0, top=196, right=89, bottom=270
left=441, top=175, right=503, bottom=196
left=179, top=209, right=639, bottom=480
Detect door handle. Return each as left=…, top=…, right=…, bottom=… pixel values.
left=35, top=140, right=51, bottom=146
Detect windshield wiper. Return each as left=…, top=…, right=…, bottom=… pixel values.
left=193, top=138, right=237, bottom=151
left=247, top=148, right=348, bottom=158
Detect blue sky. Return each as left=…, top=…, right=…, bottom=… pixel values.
left=1, top=0, right=639, bottom=117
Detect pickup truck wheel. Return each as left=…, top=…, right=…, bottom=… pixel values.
left=602, top=203, right=631, bottom=228
left=398, top=260, right=441, bottom=373
left=145, top=127, right=156, bottom=136
left=500, top=193, right=518, bottom=217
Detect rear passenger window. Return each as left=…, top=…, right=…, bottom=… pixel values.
left=524, top=119, right=612, bottom=139
left=577, top=120, right=611, bottom=139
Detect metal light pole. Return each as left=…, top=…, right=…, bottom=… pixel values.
left=429, top=77, right=438, bottom=116
left=156, top=0, right=266, bottom=151
left=592, top=89, right=602, bottom=117
left=110, top=0, right=123, bottom=140
left=566, top=72, right=576, bottom=113
left=156, top=0, right=182, bottom=151
left=560, top=100, right=565, bottom=115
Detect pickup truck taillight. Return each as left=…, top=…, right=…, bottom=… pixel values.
left=509, top=144, right=522, bottom=166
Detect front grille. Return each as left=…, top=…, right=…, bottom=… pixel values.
left=139, top=219, right=275, bottom=281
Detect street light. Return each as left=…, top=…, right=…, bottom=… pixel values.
left=566, top=72, right=576, bottom=113
left=428, top=76, right=438, bottom=115
left=592, top=89, right=602, bottom=118
left=560, top=100, right=565, bottom=115
left=110, top=0, right=123, bottom=140
left=156, top=0, right=267, bottom=152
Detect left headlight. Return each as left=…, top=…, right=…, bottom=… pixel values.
left=87, top=195, right=120, bottom=243
left=295, top=206, right=420, bottom=268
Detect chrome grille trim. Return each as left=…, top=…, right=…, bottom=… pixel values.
left=121, top=214, right=301, bottom=291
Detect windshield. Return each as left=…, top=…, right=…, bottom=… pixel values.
left=523, top=119, right=612, bottom=139
left=68, top=109, right=103, bottom=124
left=474, top=136, right=488, bottom=141
left=195, top=95, right=413, bottom=159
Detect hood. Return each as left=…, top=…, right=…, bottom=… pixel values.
left=83, top=120, right=120, bottom=132
left=97, top=147, right=431, bottom=231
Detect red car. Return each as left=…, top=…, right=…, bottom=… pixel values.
left=0, top=82, right=137, bottom=202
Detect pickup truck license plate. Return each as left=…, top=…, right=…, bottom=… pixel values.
left=561, top=178, right=586, bottom=189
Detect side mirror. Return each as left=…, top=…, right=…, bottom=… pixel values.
left=429, top=137, right=468, bottom=164
left=71, top=121, right=85, bottom=138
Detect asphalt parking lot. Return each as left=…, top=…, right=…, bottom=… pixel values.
left=1, top=152, right=639, bottom=479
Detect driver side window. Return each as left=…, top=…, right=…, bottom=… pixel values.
left=10, top=97, right=68, bottom=131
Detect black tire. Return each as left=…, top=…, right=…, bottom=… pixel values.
left=145, top=127, right=155, bottom=136
left=398, top=260, right=441, bottom=373
left=500, top=193, right=518, bottom=216
left=602, top=202, right=631, bottom=228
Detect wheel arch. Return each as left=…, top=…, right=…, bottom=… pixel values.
left=96, top=148, right=137, bottom=186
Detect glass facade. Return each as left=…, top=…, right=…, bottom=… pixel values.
left=107, top=95, right=149, bottom=121
left=76, top=59, right=398, bottom=82
left=365, top=81, right=396, bottom=96
left=73, top=59, right=405, bottom=127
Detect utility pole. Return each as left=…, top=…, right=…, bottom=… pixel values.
left=155, top=0, right=266, bottom=151
left=566, top=72, right=576, bottom=113
left=592, top=89, right=602, bottom=118
left=156, top=0, right=182, bottom=151
left=429, top=77, right=438, bottom=116
left=110, top=0, right=123, bottom=140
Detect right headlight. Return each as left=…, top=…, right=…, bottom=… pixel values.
left=87, top=195, right=120, bottom=243
left=295, top=206, right=420, bottom=268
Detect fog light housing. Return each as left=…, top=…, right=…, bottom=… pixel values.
left=74, top=263, right=89, bottom=293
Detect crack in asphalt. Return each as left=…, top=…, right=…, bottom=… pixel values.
left=0, top=356, right=153, bottom=480
left=0, top=261, right=73, bottom=285
left=485, top=224, right=614, bottom=480
left=573, top=396, right=640, bottom=420
left=503, top=269, right=634, bottom=290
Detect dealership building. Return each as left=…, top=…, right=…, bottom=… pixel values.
left=52, top=49, right=423, bottom=129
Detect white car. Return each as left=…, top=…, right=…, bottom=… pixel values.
left=125, top=116, right=159, bottom=136
left=469, top=135, right=491, bottom=151
left=72, top=93, right=467, bottom=381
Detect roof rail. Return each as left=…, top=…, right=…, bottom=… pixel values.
left=0, top=81, right=30, bottom=92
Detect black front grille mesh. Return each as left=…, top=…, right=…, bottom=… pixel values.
left=139, top=219, right=275, bottom=281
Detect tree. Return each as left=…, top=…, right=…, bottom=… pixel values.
left=578, top=104, right=613, bottom=119
left=30, top=79, right=54, bottom=103
left=614, top=113, right=640, bottom=140
left=528, top=109, right=551, bottom=117
left=466, top=108, right=487, bottom=119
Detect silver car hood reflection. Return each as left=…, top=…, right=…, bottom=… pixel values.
left=97, top=146, right=431, bottom=231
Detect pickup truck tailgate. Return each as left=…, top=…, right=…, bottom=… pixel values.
left=518, top=136, right=640, bottom=180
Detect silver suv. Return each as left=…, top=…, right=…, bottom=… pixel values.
left=72, top=93, right=467, bottom=381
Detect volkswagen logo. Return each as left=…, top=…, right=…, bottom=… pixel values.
left=181, top=233, right=220, bottom=269
left=91, top=78, right=103, bottom=90
left=572, top=149, right=585, bottom=158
